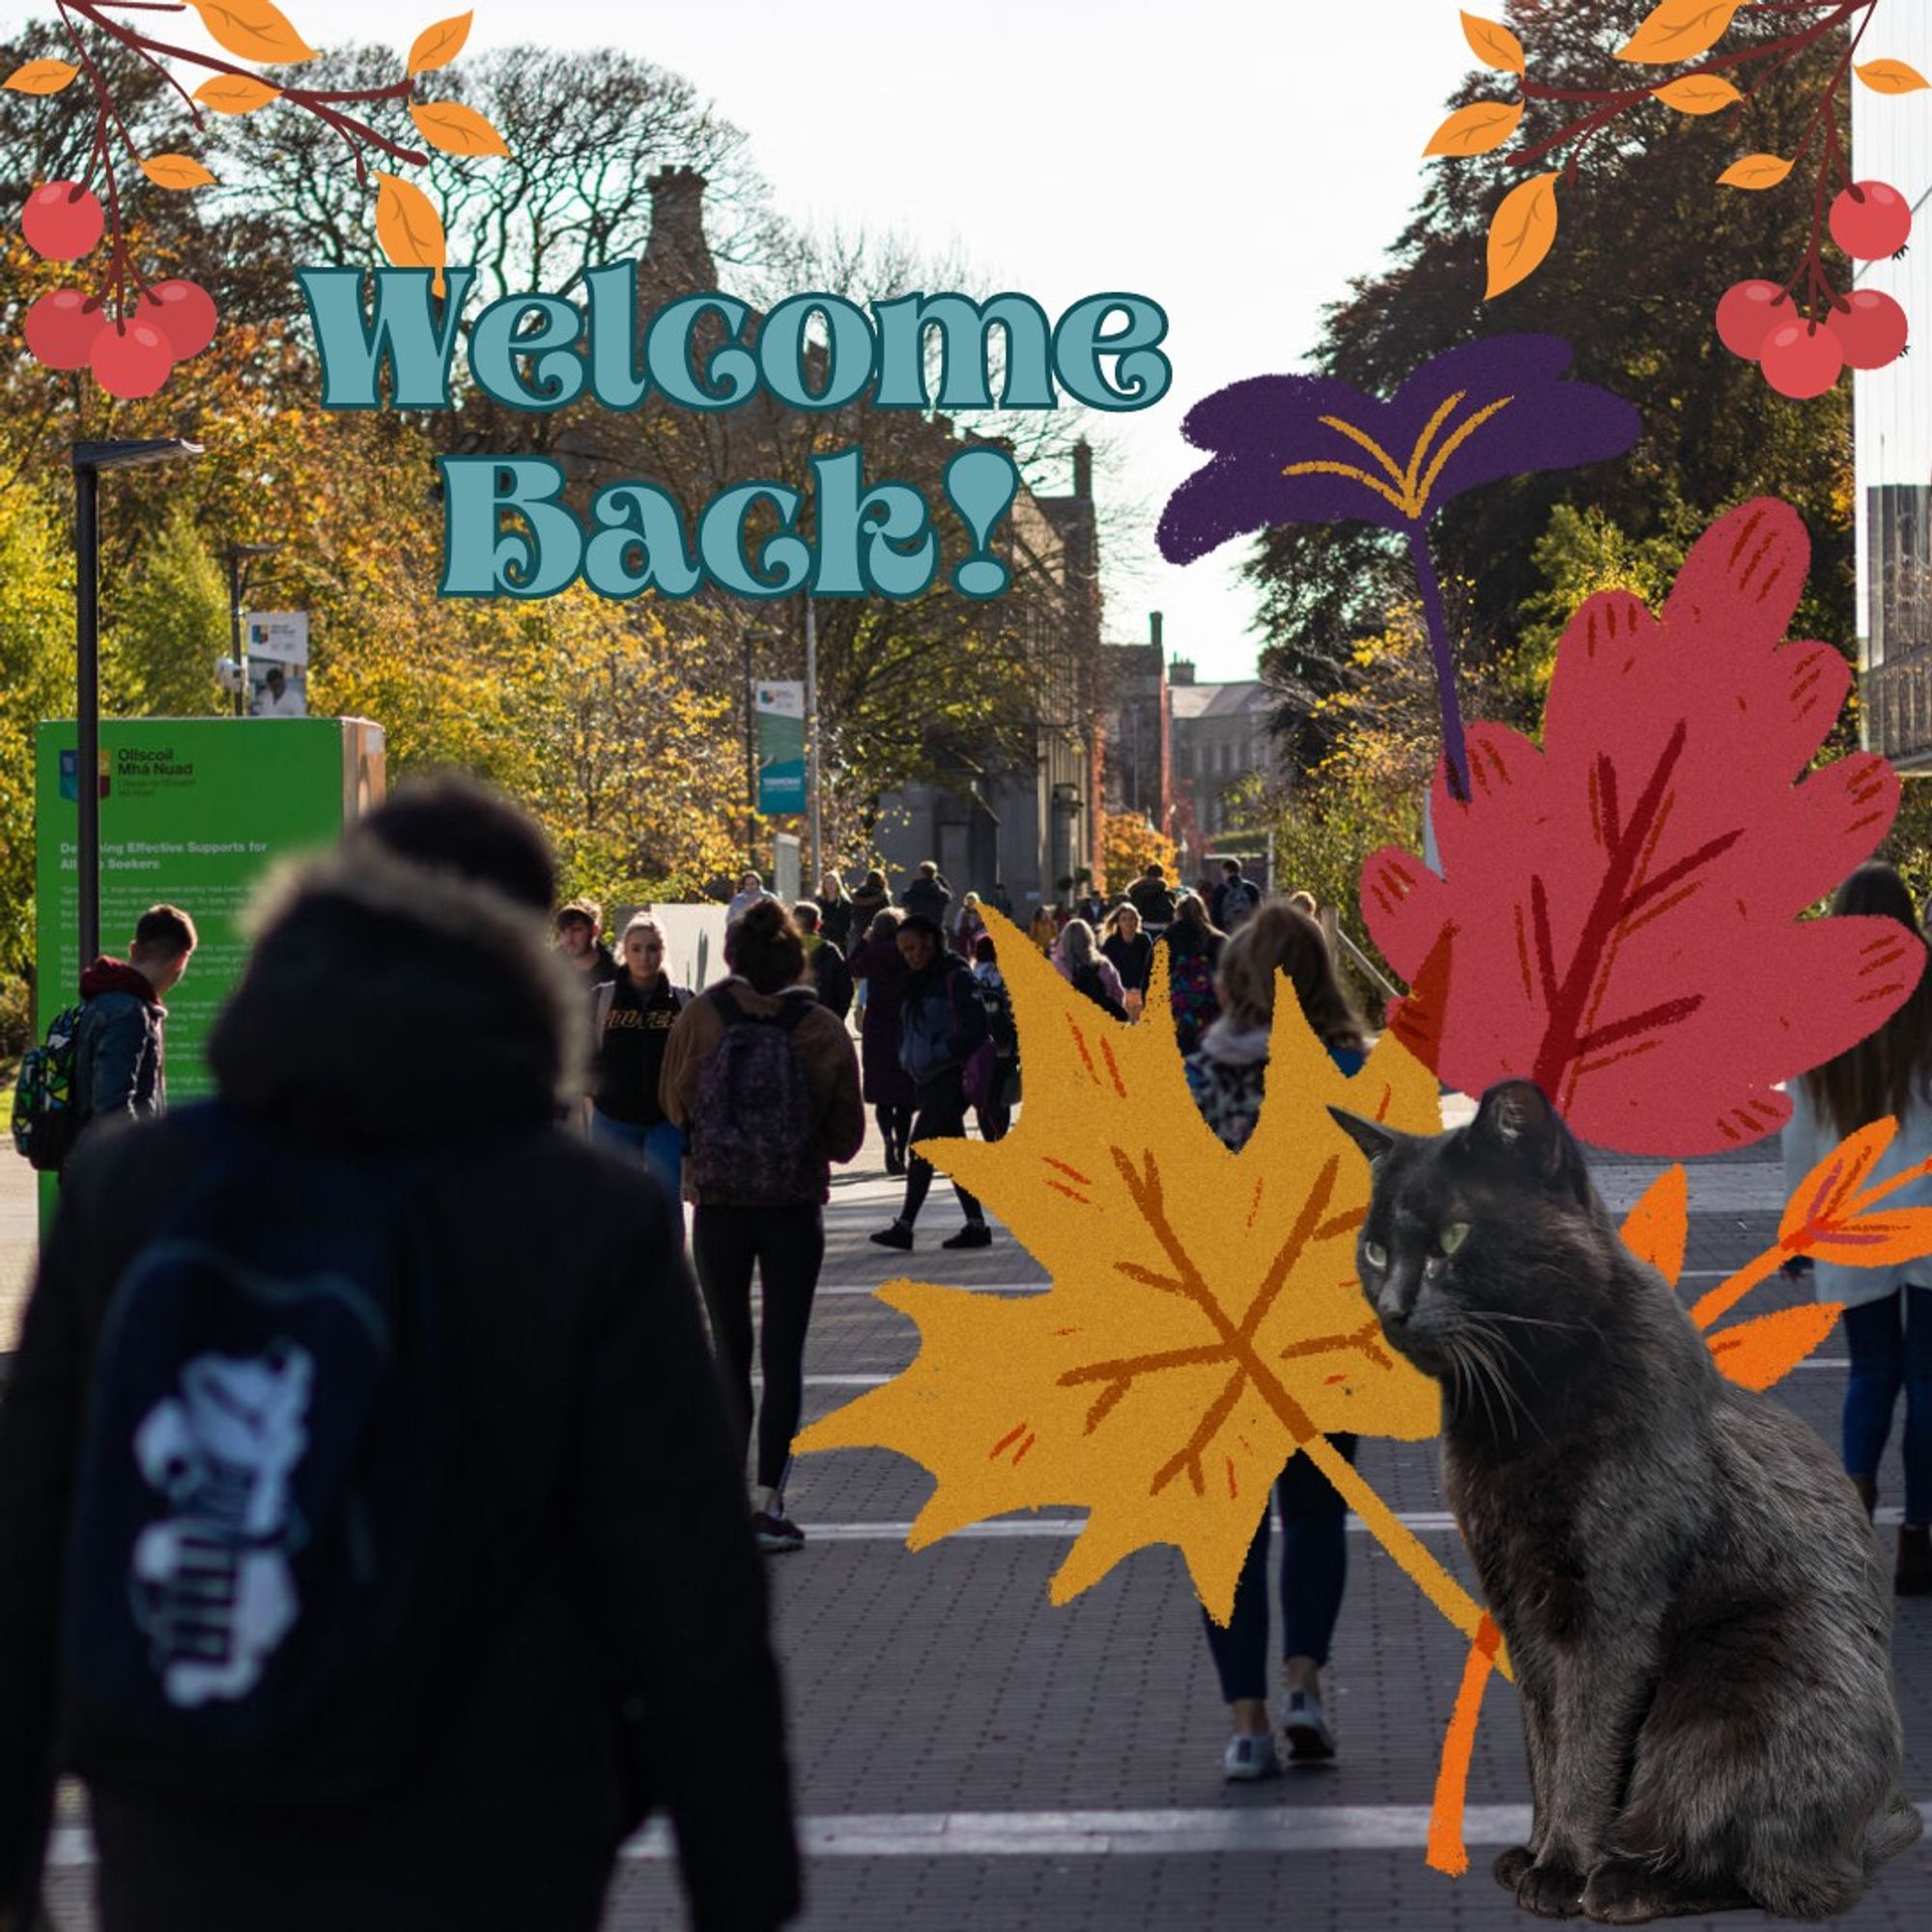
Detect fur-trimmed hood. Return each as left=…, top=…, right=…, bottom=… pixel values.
left=207, top=838, right=586, bottom=1147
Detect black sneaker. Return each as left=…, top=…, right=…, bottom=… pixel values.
left=870, top=1221, right=914, bottom=1250
left=753, top=1509, right=805, bottom=1553
left=942, top=1222, right=993, bottom=1250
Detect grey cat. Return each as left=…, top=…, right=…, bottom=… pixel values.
left=1330, top=1080, right=1921, bottom=1923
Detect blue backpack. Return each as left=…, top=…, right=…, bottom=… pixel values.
left=61, top=1107, right=508, bottom=1799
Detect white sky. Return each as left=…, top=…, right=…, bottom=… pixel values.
left=5, top=1, right=1464, bottom=679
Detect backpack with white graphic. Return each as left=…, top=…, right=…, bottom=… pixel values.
left=61, top=1106, right=499, bottom=1798
left=11, top=1001, right=87, bottom=1172
left=685, top=989, right=820, bottom=1205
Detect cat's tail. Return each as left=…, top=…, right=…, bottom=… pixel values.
left=1863, top=1791, right=1923, bottom=1874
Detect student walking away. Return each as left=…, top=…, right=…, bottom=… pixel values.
left=792, top=902, right=855, bottom=1026
left=1100, top=903, right=1154, bottom=1020
left=899, top=860, right=952, bottom=928
left=1054, top=919, right=1129, bottom=1022
left=1185, top=902, right=1363, bottom=1776
left=727, top=871, right=775, bottom=926
left=969, top=937, right=1019, bottom=1143
left=871, top=915, right=992, bottom=1252
left=850, top=867, right=891, bottom=934
left=80, top=904, right=196, bottom=1128
left=589, top=914, right=693, bottom=1245
left=1782, top=862, right=1932, bottom=1595
left=1212, top=858, right=1262, bottom=934
left=1127, top=863, right=1178, bottom=931
left=0, top=779, right=799, bottom=1932
left=816, top=871, right=856, bottom=954
left=1164, top=895, right=1226, bottom=1057
left=848, top=908, right=916, bottom=1174
left=662, top=901, right=864, bottom=1555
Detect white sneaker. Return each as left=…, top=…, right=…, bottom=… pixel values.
left=1281, top=1690, right=1336, bottom=1760
left=1222, top=1730, right=1281, bottom=1780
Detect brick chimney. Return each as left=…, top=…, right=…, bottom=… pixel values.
left=1072, top=439, right=1093, bottom=501
left=641, top=165, right=716, bottom=292
left=1150, top=610, right=1163, bottom=660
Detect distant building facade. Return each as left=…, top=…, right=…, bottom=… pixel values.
left=1168, top=661, right=1276, bottom=873
left=1101, top=611, right=1173, bottom=838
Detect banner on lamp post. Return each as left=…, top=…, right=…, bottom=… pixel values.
left=754, top=679, right=806, bottom=814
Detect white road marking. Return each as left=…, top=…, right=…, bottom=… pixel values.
left=46, top=1803, right=1932, bottom=1864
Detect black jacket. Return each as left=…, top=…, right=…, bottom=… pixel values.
left=0, top=843, right=798, bottom=1932
left=899, top=874, right=952, bottom=926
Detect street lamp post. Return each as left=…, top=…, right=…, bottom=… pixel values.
left=72, top=439, right=201, bottom=971
left=226, top=540, right=281, bottom=719
left=804, top=590, right=822, bottom=883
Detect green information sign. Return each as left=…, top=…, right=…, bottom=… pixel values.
left=753, top=679, right=806, bottom=815
left=35, top=718, right=385, bottom=1104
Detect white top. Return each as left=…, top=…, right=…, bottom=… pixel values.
left=1779, top=1078, right=1932, bottom=1308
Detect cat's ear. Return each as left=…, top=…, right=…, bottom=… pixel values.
left=1469, top=1080, right=1585, bottom=1195
left=1328, top=1106, right=1397, bottom=1165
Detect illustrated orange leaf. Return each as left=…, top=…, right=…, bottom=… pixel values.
left=1484, top=171, right=1558, bottom=299
left=1620, top=1165, right=1688, bottom=1286
left=409, top=100, right=510, bottom=158
left=373, top=171, right=447, bottom=298
left=4, top=59, right=78, bottom=95
left=1428, top=1614, right=1504, bottom=1876
left=1425, top=99, right=1524, bottom=158
left=1705, top=1303, right=1844, bottom=1390
left=1461, top=11, right=1524, bottom=75
left=1718, top=153, right=1794, bottom=190
left=795, top=908, right=1489, bottom=1636
left=1616, top=1, right=1739, bottom=66
left=185, top=0, right=317, bottom=64
left=140, top=154, right=218, bottom=190
left=1856, top=58, right=1930, bottom=97
left=1779, top=1117, right=1897, bottom=1247
left=192, top=73, right=282, bottom=115
left=1652, top=73, right=1742, bottom=115
left=408, top=11, right=474, bottom=75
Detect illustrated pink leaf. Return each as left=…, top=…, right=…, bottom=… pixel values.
left=1362, top=500, right=1916, bottom=1157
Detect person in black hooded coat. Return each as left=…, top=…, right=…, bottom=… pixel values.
left=0, top=779, right=798, bottom=1932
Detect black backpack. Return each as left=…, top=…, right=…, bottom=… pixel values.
left=1072, top=963, right=1129, bottom=1024
left=61, top=1106, right=506, bottom=1800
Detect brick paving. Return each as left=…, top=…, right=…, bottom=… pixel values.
left=14, top=1113, right=1932, bottom=1928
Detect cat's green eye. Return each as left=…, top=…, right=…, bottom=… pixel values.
left=1363, top=1240, right=1387, bottom=1269
left=1438, top=1222, right=1470, bottom=1256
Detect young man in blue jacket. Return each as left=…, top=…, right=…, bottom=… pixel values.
left=74, top=904, right=197, bottom=1139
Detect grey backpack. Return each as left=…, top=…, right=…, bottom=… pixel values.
left=686, top=990, right=819, bottom=1205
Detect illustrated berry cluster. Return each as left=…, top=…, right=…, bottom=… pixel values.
left=1717, top=181, right=1913, bottom=398
left=19, top=180, right=216, bottom=398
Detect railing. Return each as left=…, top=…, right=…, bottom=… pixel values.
left=1320, top=907, right=1401, bottom=1006
left=1862, top=652, right=1932, bottom=767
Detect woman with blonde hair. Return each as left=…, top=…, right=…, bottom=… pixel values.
left=1052, top=917, right=1127, bottom=1021
left=1783, top=862, right=1932, bottom=1595
left=1183, top=902, right=1363, bottom=1776
left=1100, top=902, right=1154, bottom=1019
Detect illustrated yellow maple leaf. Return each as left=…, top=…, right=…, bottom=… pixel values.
left=796, top=907, right=1476, bottom=1633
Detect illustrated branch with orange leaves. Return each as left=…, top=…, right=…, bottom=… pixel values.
left=1434, top=1, right=1922, bottom=398
left=1425, top=1114, right=1932, bottom=1877
left=5, top=3, right=502, bottom=395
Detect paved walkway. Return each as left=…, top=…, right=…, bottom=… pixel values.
left=16, top=1112, right=1932, bottom=1928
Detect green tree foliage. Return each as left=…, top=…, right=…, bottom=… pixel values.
left=103, top=503, right=228, bottom=719
left=1252, top=0, right=1853, bottom=778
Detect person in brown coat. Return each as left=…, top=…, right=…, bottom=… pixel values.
left=661, top=901, right=864, bottom=1554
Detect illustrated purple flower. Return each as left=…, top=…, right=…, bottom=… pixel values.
left=1157, top=335, right=1641, bottom=801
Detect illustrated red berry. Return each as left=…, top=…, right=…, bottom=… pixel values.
left=90, top=319, right=175, bottom=400
left=137, top=279, right=218, bottom=360
left=23, top=288, right=106, bottom=371
left=1829, top=181, right=1912, bottom=260
left=21, top=181, right=104, bottom=262
left=1716, top=279, right=1793, bottom=359
left=1759, top=319, right=1844, bottom=399
left=1831, top=290, right=1910, bottom=371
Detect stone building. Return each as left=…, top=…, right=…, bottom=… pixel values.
left=1168, top=661, right=1276, bottom=876
left=1101, top=611, right=1173, bottom=838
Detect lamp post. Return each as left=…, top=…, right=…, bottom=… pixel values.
left=72, top=439, right=202, bottom=971
left=226, top=540, right=281, bottom=719
left=804, top=589, right=822, bottom=883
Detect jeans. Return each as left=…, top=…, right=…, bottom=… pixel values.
left=1203, top=1435, right=1356, bottom=1703
left=692, top=1202, right=826, bottom=1494
left=1842, top=1286, right=1932, bottom=1526
left=588, top=1110, right=686, bottom=1255
left=899, top=1068, right=984, bottom=1229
